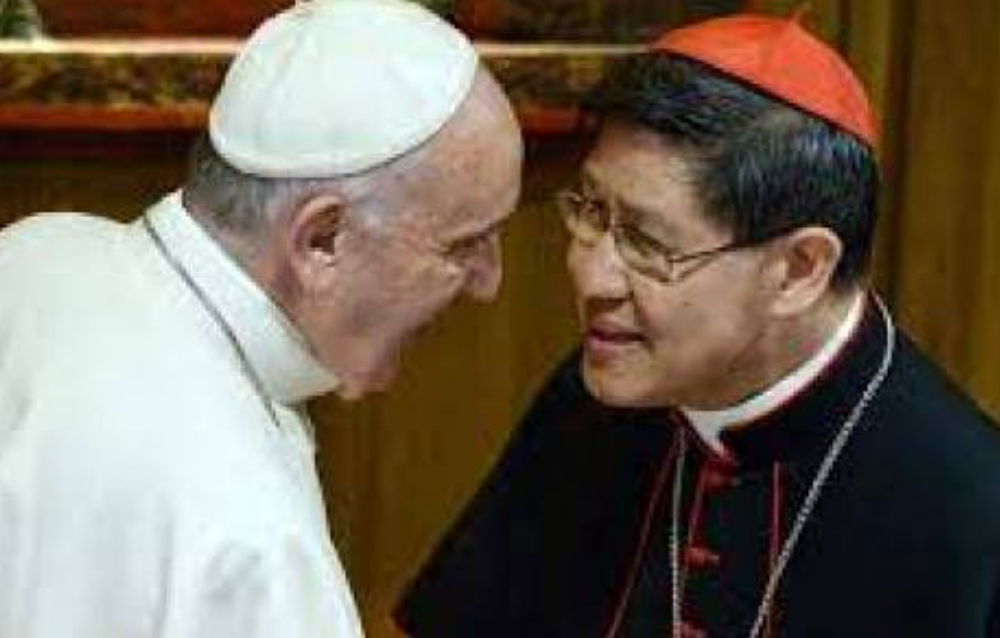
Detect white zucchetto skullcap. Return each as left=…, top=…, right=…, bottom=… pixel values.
left=209, top=0, right=479, bottom=178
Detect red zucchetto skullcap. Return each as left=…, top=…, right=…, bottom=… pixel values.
left=651, top=11, right=878, bottom=148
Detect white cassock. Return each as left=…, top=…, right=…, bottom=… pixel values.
left=0, top=191, right=364, bottom=638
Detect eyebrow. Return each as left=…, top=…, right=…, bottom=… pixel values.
left=581, top=171, right=684, bottom=242
left=616, top=197, right=664, bottom=226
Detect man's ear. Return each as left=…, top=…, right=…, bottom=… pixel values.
left=284, top=193, right=347, bottom=289
left=764, top=226, right=843, bottom=318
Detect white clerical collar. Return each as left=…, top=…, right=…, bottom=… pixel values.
left=682, top=292, right=866, bottom=456
left=141, top=190, right=340, bottom=404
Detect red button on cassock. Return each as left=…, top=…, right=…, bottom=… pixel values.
left=702, top=465, right=737, bottom=491
left=680, top=620, right=708, bottom=638
left=685, top=546, right=721, bottom=569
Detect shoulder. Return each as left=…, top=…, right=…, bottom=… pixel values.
left=865, top=330, right=1000, bottom=503
left=884, top=332, right=1000, bottom=456
left=0, top=213, right=132, bottom=316
left=0, top=212, right=124, bottom=259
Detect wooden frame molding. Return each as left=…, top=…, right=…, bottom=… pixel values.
left=0, top=39, right=641, bottom=135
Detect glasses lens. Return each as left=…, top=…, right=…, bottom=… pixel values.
left=614, top=224, right=673, bottom=281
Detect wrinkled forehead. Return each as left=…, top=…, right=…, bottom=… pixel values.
left=364, top=79, right=522, bottom=244
left=384, top=157, right=519, bottom=246
left=428, top=149, right=521, bottom=240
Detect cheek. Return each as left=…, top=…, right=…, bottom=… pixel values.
left=636, top=277, right=760, bottom=368
left=378, top=264, right=467, bottom=338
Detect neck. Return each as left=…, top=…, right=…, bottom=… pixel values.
left=182, top=195, right=256, bottom=259
left=140, top=191, right=340, bottom=403
left=694, top=289, right=862, bottom=410
left=181, top=193, right=304, bottom=335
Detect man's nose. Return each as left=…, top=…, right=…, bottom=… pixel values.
left=568, top=232, right=630, bottom=301
left=464, top=232, right=503, bottom=302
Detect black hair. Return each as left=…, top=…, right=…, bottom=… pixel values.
left=586, top=53, right=880, bottom=289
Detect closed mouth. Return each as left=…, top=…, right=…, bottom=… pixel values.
left=584, top=322, right=646, bottom=360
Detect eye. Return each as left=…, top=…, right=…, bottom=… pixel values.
left=445, top=231, right=493, bottom=262
left=447, top=237, right=478, bottom=259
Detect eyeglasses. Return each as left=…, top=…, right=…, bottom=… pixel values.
left=555, top=188, right=750, bottom=284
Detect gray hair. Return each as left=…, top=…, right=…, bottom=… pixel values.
left=182, top=135, right=432, bottom=243
left=182, top=136, right=343, bottom=240
left=182, top=67, right=506, bottom=243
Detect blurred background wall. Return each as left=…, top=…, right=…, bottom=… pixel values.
left=2, top=1, right=999, bottom=636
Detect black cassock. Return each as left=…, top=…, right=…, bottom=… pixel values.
left=396, top=297, right=1000, bottom=637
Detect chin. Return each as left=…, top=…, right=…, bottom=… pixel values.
left=359, top=356, right=402, bottom=397
left=332, top=372, right=393, bottom=402
left=325, top=344, right=403, bottom=401
left=580, top=359, right=666, bottom=409
left=332, top=383, right=367, bottom=402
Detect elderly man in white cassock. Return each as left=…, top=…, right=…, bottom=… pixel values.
left=0, top=0, right=523, bottom=636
